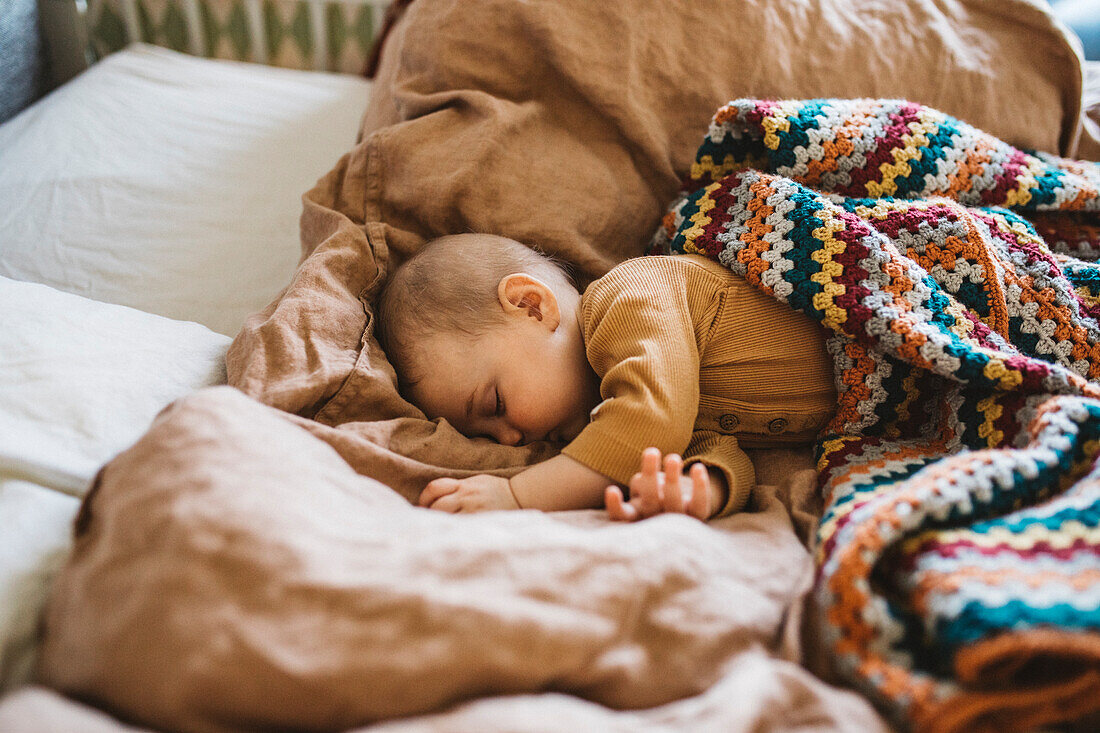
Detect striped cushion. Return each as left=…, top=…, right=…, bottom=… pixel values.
left=86, top=0, right=385, bottom=73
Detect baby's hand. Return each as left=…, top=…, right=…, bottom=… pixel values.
left=605, top=448, right=711, bottom=522
left=419, top=474, right=520, bottom=513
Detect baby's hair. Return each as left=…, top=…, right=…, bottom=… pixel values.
left=376, top=233, right=575, bottom=389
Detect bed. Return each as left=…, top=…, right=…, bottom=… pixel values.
left=2, top=0, right=1100, bottom=731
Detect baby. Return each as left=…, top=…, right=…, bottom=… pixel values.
left=376, top=233, right=836, bottom=521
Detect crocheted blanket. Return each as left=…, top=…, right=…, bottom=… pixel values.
left=651, top=99, right=1100, bottom=733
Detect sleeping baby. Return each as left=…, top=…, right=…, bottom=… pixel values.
left=376, top=233, right=836, bottom=521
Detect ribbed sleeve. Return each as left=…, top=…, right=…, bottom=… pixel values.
left=561, top=258, right=702, bottom=485
left=683, top=431, right=755, bottom=517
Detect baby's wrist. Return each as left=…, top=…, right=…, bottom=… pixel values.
left=693, top=463, right=728, bottom=519
left=506, top=476, right=523, bottom=509
left=709, top=479, right=728, bottom=518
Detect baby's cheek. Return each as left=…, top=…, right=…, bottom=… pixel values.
left=509, top=401, right=544, bottom=431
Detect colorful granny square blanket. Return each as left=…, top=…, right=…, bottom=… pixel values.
left=651, top=99, right=1100, bottom=733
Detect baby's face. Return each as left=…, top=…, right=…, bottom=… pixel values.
left=407, top=316, right=599, bottom=446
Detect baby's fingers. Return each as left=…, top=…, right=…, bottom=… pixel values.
left=633, top=447, right=664, bottom=515
left=688, top=463, right=710, bottom=519
left=662, top=453, right=684, bottom=513
left=428, top=493, right=462, bottom=513
left=655, top=453, right=682, bottom=510
left=605, top=486, right=639, bottom=521
left=419, top=478, right=459, bottom=507
left=640, top=447, right=661, bottom=477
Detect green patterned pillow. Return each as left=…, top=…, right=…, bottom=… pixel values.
left=86, top=0, right=383, bottom=73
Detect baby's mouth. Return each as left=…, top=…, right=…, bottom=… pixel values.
left=556, top=417, right=587, bottom=444
left=543, top=429, right=565, bottom=445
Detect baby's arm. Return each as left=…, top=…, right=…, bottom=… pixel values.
left=508, top=454, right=612, bottom=511
left=605, top=448, right=727, bottom=522
left=418, top=449, right=729, bottom=519
left=418, top=454, right=612, bottom=513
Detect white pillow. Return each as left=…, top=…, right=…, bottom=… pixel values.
left=0, top=44, right=371, bottom=336
left=0, top=276, right=230, bottom=494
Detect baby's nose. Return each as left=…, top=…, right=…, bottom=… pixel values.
left=497, top=425, right=524, bottom=446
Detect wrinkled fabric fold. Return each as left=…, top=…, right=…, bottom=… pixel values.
left=34, top=388, right=887, bottom=731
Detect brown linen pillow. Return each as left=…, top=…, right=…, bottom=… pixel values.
left=227, top=0, right=1086, bottom=494
left=360, top=0, right=1085, bottom=276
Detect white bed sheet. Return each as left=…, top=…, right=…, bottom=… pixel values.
left=0, top=275, right=232, bottom=689
left=0, top=44, right=372, bottom=336
left=0, top=480, right=79, bottom=691
left=0, top=46, right=373, bottom=694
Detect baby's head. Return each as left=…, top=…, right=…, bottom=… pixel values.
left=377, top=233, right=599, bottom=446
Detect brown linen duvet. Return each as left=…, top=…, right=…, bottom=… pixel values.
left=6, top=1, right=1100, bottom=731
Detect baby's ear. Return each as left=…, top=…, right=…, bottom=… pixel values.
left=498, top=274, right=561, bottom=329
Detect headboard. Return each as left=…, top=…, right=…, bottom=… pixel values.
left=40, top=0, right=390, bottom=89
